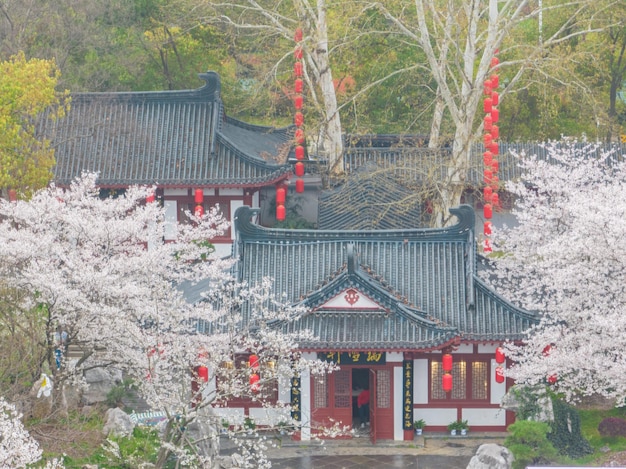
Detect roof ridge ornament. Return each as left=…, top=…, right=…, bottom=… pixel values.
left=346, top=243, right=357, bottom=274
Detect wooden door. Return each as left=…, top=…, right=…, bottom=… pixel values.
left=370, top=367, right=394, bottom=442
left=311, top=369, right=352, bottom=433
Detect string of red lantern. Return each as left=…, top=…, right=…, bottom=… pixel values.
left=483, top=51, right=500, bottom=253
left=293, top=27, right=305, bottom=193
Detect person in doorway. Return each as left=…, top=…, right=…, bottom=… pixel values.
left=357, top=387, right=370, bottom=428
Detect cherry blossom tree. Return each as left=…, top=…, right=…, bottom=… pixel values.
left=0, top=174, right=332, bottom=467
left=0, top=396, right=63, bottom=468
left=487, top=142, right=626, bottom=405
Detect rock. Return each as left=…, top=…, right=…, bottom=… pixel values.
left=102, top=407, right=135, bottom=437
left=82, top=367, right=122, bottom=405
left=186, top=416, right=220, bottom=462
left=466, top=444, right=514, bottom=469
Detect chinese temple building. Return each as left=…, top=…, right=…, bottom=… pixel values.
left=231, top=204, right=537, bottom=441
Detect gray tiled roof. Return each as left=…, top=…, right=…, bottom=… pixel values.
left=234, top=204, right=537, bottom=351
left=38, top=72, right=293, bottom=188
left=317, top=164, right=425, bottom=230
left=343, top=142, right=626, bottom=185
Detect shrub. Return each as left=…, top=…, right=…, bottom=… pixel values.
left=505, top=420, right=558, bottom=469
left=598, top=417, right=626, bottom=437
left=548, top=397, right=593, bottom=459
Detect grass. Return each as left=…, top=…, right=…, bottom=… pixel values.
left=572, top=407, right=626, bottom=465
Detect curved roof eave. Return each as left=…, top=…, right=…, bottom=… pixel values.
left=234, top=204, right=475, bottom=243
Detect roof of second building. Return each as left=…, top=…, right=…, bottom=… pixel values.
left=38, top=72, right=293, bottom=188
left=233, top=204, right=537, bottom=351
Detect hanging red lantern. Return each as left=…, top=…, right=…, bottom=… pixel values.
left=491, top=124, right=499, bottom=140
left=489, top=141, right=499, bottom=155
left=490, top=74, right=499, bottom=89
left=294, top=47, right=303, bottom=60
left=491, top=56, right=500, bottom=68
left=250, top=373, right=261, bottom=393
left=484, top=115, right=493, bottom=131
left=294, top=28, right=303, bottom=42
left=294, top=61, right=303, bottom=77
left=483, top=133, right=493, bottom=147
left=295, top=178, right=305, bottom=193
left=442, top=353, right=453, bottom=372
left=295, top=78, right=303, bottom=93
left=484, top=168, right=493, bottom=185
left=495, top=366, right=505, bottom=383
left=276, top=187, right=286, bottom=205
left=483, top=151, right=493, bottom=167
left=484, top=238, right=492, bottom=253
left=198, top=365, right=209, bottom=382
left=495, top=347, right=505, bottom=364
left=492, top=159, right=499, bottom=173
left=146, top=193, right=155, bottom=203
left=295, top=162, right=305, bottom=177
left=484, top=185, right=493, bottom=202
left=442, top=373, right=453, bottom=392
left=248, top=354, right=260, bottom=369
left=484, top=221, right=492, bottom=236
left=276, top=204, right=286, bottom=221
left=194, top=204, right=204, bottom=217
left=194, top=189, right=203, bottom=204
left=294, top=94, right=303, bottom=110
left=491, top=107, right=500, bottom=123
left=295, top=145, right=305, bottom=160
left=484, top=79, right=493, bottom=95
left=295, top=128, right=305, bottom=144
left=542, top=344, right=552, bottom=356
left=484, top=97, right=493, bottom=113
left=547, top=374, right=557, bottom=385
left=484, top=203, right=493, bottom=219
left=294, top=111, right=304, bottom=127
left=491, top=91, right=499, bottom=106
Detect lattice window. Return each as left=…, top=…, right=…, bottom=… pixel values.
left=430, top=360, right=467, bottom=400
left=431, top=362, right=446, bottom=400
left=451, top=361, right=466, bottom=400
left=472, top=361, right=488, bottom=400
left=376, top=369, right=391, bottom=408
left=334, top=370, right=351, bottom=408
left=313, top=375, right=328, bottom=409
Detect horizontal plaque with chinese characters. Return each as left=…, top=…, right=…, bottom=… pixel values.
left=318, top=351, right=386, bottom=365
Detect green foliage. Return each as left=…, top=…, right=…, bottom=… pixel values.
left=505, top=420, right=558, bottom=469
left=0, top=286, right=49, bottom=401
left=105, top=378, right=137, bottom=409
left=509, top=385, right=547, bottom=420
left=244, top=417, right=256, bottom=430
left=548, top=397, right=593, bottom=459
left=0, top=52, right=69, bottom=197
left=447, top=419, right=469, bottom=432
left=413, top=418, right=426, bottom=429
left=64, top=426, right=160, bottom=468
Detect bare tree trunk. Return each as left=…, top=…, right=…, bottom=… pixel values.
left=307, top=0, right=344, bottom=175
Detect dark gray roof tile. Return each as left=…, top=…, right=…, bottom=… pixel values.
left=234, top=205, right=537, bottom=350
left=39, top=72, right=292, bottom=188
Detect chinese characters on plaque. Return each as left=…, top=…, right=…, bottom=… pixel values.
left=318, top=351, right=386, bottom=365
left=290, top=376, right=301, bottom=422
left=403, top=360, right=414, bottom=430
